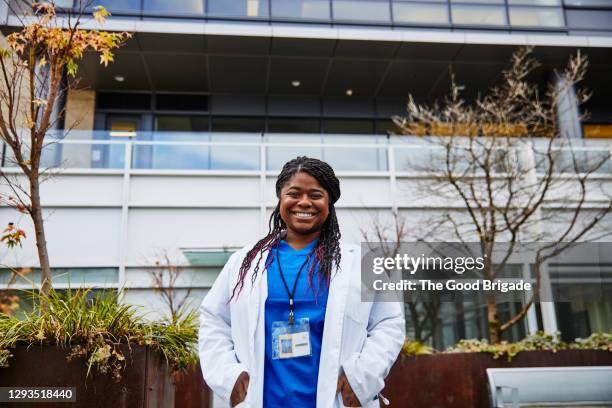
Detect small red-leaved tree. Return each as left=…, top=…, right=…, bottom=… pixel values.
left=0, top=2, right=131, bottom=299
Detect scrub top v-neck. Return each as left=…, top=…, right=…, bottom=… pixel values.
left=263, top=238, right=329, bottom=407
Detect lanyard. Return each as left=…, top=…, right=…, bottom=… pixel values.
left=275, top=245, right=315, bottom=325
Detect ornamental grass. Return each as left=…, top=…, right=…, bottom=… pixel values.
left=0, top=288, right=198, bottom=381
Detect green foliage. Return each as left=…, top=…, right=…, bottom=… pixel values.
left=571, top=333, right=612, bottom=352
left=519, top=331, right=567, bottom=352
left=399, top=331, right=612, bottom=362
left=446, top=331, right=572, bottom=362
left=401, top=339, right=435, bottom=356
left=0, top=288, right=198, bottom=380
left=1, top=223, right=26, bottom=249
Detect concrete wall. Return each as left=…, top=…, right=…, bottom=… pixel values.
left=64, top=89, right=95, bottom=131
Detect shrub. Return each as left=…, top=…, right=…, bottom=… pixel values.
left=401, top=340, right=435, bottom=356
left=445, top=331, right=567, bottom=361
left=571, top=333, right=612, bottom=352
left=0, top=288, right=198, bottom=380
left=399, top=331, right=612, bottom=362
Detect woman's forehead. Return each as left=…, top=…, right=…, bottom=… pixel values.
left=284, top=171, right=325, bottom=190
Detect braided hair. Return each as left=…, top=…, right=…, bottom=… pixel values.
left=230, top=156, right=342, bottom=300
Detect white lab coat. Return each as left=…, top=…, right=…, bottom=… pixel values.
left=198, top=241, right=405, bottom=407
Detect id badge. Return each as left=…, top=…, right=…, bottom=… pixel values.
left=271, top=318, right=311, bottom=359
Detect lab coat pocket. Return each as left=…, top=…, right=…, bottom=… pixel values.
left=336, top=392, right=357, bottom=408
left=341, top=311, right=368, bottom=359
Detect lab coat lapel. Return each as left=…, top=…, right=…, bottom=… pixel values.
left=247, top=248, right=269, bottom=407
left=247, top=249, right=269, bottom=353
left=317, top=243, right=354, bottom=407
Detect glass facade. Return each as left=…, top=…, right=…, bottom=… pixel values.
left=95, top=0, right=142, bottom=13
left=451, top=4, right=507, bottom=25
left=393, top=1, right=450, bottom=24
left=404, top=265, right=531, bottom=348
left=22, top=0, right=584, bottom=30
left=144, top=0, right=205, bottom=15
left=271, top=0, right=331, bottom=19
left=155, top=116, right=210, bottom=132
left=208, top=0, right=269, bottom=18
left=333, top=0, right=392, bottom=22
left=511, top=0, right=560, bottom=4
left=509, top=6, right=565, bottom=26
left=550, top=262, right=612, bottom=342
left=564, top=0, right=612, bottom=6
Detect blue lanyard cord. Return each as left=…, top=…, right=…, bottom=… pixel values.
left=275, top=245, right=315, bottom=325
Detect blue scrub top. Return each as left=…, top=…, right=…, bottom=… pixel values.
left=263, top=238, right=329, bottom=407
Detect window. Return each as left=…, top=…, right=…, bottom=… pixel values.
left=90, top=0, right=141, bottom=13
left=97, top=93, right=151, bottom=110
left=271, top=0, right=331, bottom=19
left=509, top=7, right=565, bottom=26
left=393, top=1, right=450, bottom=24
left=207, top=0, right=269, bottom=17
left=509, top=0, right=561, bottom=4
left=8, top=0, right=32, bottom=15
left=333, top=0, right=391, bottom=22
left=450, top=0, right=504, bottom=3
left=323, top=119, right=375, bottom=134
left=551, top=263, right=612, bottom=342
left=375, top=119, right=397, bottom=135
left=155, top=94, right=208, bottom=111
left=566, top=8, right=612, bottom=28
left=267, top=118, right=321, bottom=133
left=106, top=115, right=140, bottom=146
left=107, top=116, right=140, bottom=133
left=53, top=0, right=74, bottom=7
left=212, top=117, right=265, bottom=132
left=583, top=123, right=612, bottom=138
left=144, top=0, right=204, bottom=15
left=452, top=4, right=507, bottom=25
left=9, top=0, right=80, bottom=14
left=564, top=0, right=612, bottom=6
left=155, top=116, right=210, bottom=132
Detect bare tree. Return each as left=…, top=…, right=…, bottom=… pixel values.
left=0, top=1, right=131, bottom=300
left=360, top=211, right=442, bottom=344
left=393, top=47, right=612, bottom=343
left=147, top=250, right=193, bottom=323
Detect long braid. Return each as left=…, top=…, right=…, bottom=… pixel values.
left=230, top=156, right=342, bottom=301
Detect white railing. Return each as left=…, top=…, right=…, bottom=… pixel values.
left=1, top=131, right=611, bottom=174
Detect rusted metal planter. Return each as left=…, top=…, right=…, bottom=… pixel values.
left=381, top=350, right=612, bottom=408
left=0, top=345, right=210, bottom=408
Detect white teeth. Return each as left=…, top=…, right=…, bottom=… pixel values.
left=294, top=212, right=315, bottom=217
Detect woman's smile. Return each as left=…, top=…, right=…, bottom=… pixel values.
left=291, top=211, right=318, bottom=219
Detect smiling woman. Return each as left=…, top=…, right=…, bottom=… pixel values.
left=280, top=171, right=330, bottom=244
left=198, top=156, right=405, bottom=407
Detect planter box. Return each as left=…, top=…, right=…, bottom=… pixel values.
left=381, top=350, right=612, bottom=408
left=0, top=345, right=210, bottom=408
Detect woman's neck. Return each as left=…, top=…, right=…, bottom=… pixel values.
left=285, top=230, right=320, bottom=251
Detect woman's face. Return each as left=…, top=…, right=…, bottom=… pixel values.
left=279, top=171, right=330, bottom=237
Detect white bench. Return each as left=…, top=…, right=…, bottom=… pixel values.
left=487, top=366, right=612, bottom=408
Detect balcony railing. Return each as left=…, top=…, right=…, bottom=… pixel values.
left=1, top=131, right=611, bottom=174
